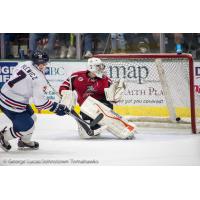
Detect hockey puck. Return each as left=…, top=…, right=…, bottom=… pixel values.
left=176, top=117, right=181, bottom=122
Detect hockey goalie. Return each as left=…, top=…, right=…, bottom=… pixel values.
left=59, top=57, right=136, bottom=139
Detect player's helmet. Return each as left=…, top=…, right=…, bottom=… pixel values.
left=87, top=57, right=105, bottom=78
left=32, top=50, right=49, bottom=65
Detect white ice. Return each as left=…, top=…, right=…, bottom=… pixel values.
left=0, top=113, right=200, bottom=166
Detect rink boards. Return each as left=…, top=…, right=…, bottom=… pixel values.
left=0, top=60, right=200, bottom=118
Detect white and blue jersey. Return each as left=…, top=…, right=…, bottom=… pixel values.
left=0, top=61, right=53, bottom=113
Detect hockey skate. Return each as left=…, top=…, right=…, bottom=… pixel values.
left=125, top=134, right=135, bottom=140
left=18, top=139, right=39, bottom=150
left=0, top=127, right=11, bottom=152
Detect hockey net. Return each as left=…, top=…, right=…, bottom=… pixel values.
left=95, top=53, right=200, bottom=134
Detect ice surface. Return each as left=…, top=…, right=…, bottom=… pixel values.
left=0, top=113, right=200, bottom=166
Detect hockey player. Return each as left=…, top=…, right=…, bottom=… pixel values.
left=59, top=57, right=132, bottom=139
left=59, top=57, right=112, bottom=138
left=0, top=50, right=69, bottom=152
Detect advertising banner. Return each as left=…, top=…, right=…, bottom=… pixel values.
left=0, top=60, right=198, bottom=109
left=194, top=62, right=200, bottom=95
left=0, top=62, right=18, bottom=89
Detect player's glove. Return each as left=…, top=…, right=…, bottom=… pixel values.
left=50, top=102, right=70, bottom=116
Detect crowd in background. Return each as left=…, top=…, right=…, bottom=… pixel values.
left=1, top=33, right=200, bottom=60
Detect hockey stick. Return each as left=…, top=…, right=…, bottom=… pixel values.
left=45, top=77, right=103, bottom=135
left=70, top=109, right=104, bottom=128
left=69, top=110, right=103, bottom=136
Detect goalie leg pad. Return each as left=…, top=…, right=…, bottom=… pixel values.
left=80, top=96, right=136, bottom=139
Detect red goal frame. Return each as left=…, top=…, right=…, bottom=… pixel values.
left=95, top=53, right=196, bottom=133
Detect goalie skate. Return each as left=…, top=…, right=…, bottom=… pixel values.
left=80, top=96, right=136, bottom=139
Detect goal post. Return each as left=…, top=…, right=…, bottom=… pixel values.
left=95, top=53, right=198, bottom=134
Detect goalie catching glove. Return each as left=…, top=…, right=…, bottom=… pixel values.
left=104, top=79, right=126, bottom=102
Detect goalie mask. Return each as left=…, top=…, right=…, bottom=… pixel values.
left=87, top=57, right=106, bottom=78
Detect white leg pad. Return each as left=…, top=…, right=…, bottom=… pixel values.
left=80, top=96, right=136, bottom=139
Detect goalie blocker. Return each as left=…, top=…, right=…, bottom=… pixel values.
left=81, top=96, right=136, bottom=139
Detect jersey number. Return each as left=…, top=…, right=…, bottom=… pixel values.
left=8, top=70, right=27, bottom=88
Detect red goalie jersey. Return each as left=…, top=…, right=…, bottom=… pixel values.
left=59, top=70, right=112, bottom=105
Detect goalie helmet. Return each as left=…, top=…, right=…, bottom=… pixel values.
left=87, top=57, right=105, bottom=78
left=32, top=50, right=49, bottom=65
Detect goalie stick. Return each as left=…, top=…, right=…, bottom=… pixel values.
left=70, top=110, right=104, bottom=136
left=45, top=77, right=103, bottom=136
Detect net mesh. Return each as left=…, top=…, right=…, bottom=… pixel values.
left=98, top=55, right=200, bottom=132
